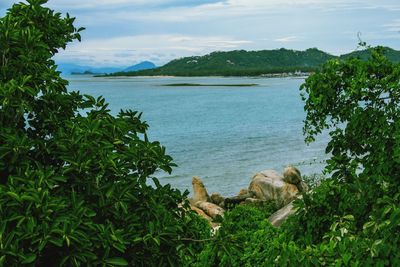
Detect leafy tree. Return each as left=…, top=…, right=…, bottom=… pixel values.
left=193, top=46, right=400, bottom=266
left=301, top=46, right=400, bottom=184
left=289, top=45, right=400, bottom=260
left=0, top=0, right=209, bottom=266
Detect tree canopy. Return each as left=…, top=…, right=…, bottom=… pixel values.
left=2, top=0, right=400, bottom=265
left=301, top=46, right=400, bottom=185
left=0, top=1, right=208, bottom=265
left=108, top=47, right=400, bottom=77
left=184, top=46, right=400, bottom=266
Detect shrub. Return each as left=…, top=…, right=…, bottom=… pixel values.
left=278, top=45, right=400, bottom=265
left=192, top=46, right=400, bottom=266
left=301, top=46, right=400, bottom=186
left=193, top=204, right=276, bottom=266
left=0, top=0, right=209, bottom=266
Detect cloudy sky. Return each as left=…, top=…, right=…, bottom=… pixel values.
left=1, top=0, right=400, bottom=67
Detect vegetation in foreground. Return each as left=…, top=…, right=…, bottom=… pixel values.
left=1, top=0, right=400, bottom=266
left=0, top=1, right=209, bottom=266
left=189, top=46, right=400, bottom=266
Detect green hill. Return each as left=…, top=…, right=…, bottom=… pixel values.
left=106, top=47, right=400, bottom=77
left=341, top=46, right=400, bottom=62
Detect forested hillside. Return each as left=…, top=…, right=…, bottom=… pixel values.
left=107, top=47, right=400, bottom=77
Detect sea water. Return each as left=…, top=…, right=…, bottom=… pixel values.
left=66, top=75, right=329, bottom=196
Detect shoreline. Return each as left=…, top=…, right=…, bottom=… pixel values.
left=91, top=73, right=311, bottom=79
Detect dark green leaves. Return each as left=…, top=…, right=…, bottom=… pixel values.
left=105, top=257, right=128, bottom=266
left=301, top=46, right=400, bottom=183
left=0, top=1, right=207, bottom=266
left=289, top=45, right=400, bottom=265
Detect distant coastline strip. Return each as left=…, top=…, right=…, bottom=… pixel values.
left=161, top=83, right=258, bottom=87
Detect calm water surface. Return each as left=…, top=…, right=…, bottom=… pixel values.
left=66, top=75, right=328, bottom=196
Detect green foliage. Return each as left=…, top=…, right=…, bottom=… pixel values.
left=301, top=46, right=400, bottom=184
left=191, top=46, right=400, bottom=266
left=0, top=1, right=209, bottom=266
left=340, top=46, right=400, bottom=62
left=194, top=205, right=271, bottom=267
left=284, top=45, right=400, bottom=265
left=108, top=48, right=335, bottom=77
left=193, top=185, right=400, bottom=266
left=107, top=47, right=400, bottom=77
left=4, top=1, right=399, bottom=265
left=301, top=173, right=325, bottom=189
left=285, top=179, right=374, bottom=244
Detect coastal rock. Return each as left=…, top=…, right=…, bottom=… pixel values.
left=259, top=169, right=282, bottom=180
left=190, top=177, right=225, bottom=220
left=283, top=166, right=302, bottom=185
left=238, top=188, right=249, bottom=196
left=224, top=191, right=255, bottom=206
left=191, top=206, right=212, bottom=222
left=283, top=166, right=308, bottom=193
left=210, top=193, right=225, bottom=206
left=268, top=201, right=297, bottom=227
left=188, top=167, right=307, bottom=227
left=196, top=201, right=225, bottom=220
left=191, top=205, right=221, bottom=234
left=190, top=176, right=210, bottom=205
left=248, top=168, right=300, bottom=205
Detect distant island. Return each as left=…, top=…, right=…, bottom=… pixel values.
left=71, top=70, right=96, bottom=75
left=102, top=47, right=400, bottom=77
left=121, top=61, right=156, bottom=72
left=58, top=61, right=156, bottom=75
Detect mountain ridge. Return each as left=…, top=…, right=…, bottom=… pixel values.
left=57, top=61, right=157, bottom=75
left=122, top=61, right=156, bottom=72
left=105, top=47, right=400, bottom=77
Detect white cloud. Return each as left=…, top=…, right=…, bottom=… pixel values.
left=2, top=0, right=396, bottom=66
left=274, top=36, right=299, bottom=43
left=88, top=0, right=400, bottom=25
left=55, top=34, right=253, bottom=67
left=42, top=0, right=234, bottom=13
left=383, top=19, right=400, bottom=32
left=46, top=0, right=182, bottom=9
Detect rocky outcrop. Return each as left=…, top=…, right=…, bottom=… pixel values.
left=210, top=193, right=225, bottom=206
left=189, top=166, right=307, bottom=227
left=249, top=169, right=298, bottom=205
left=196, top=201, right=225, bottom=219
left=268, top=201, right=296, bottom=227
left=190, top=177, right=224, bottom=222
left=283, top=166, right=301, bottom=184
left=190, top=176, right=210, bottom=205
left=191, top=206, right=212, bottom=222
left=224, top=191, right=255, bottom=206
left=283, top=166, right=308, bottom=193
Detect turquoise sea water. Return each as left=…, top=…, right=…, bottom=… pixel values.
left=67, top=75, right=328, bottom=196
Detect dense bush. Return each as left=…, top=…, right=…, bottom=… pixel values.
left=302, top=46, right=400, bottom=186
left=193, top=205, right=272, bottom=267
left=3, top=0, right=399, bottom=265
left=192, top=46, right=400, bottom=266
left=295, top=44, right=400, bottom=261
left=0, top=0, right=209, bottom=266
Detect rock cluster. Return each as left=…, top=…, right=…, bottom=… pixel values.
left=189, top=166, right=308, bottom=227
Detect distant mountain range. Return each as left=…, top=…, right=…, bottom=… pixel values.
left=122, top=61, right=156, bottom=72
left=105, top=47, right=400, bottom=77
left=57, top=61, right=156, bottom=75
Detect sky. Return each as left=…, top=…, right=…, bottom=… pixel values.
left=1, top=0, right=400, bottom=67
